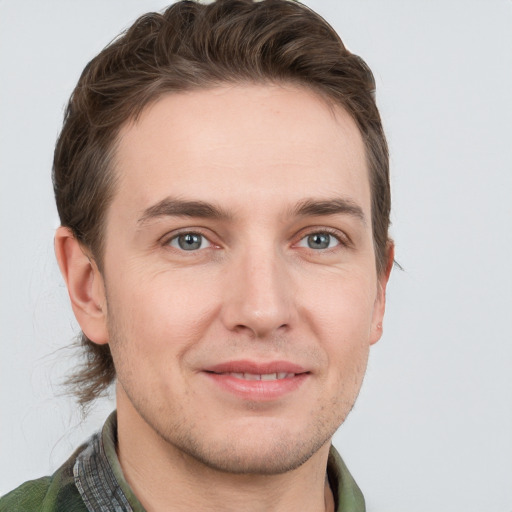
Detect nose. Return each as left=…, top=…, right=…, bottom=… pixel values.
left=220, top=245, right=295, bottom=339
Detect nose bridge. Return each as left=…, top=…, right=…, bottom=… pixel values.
left=222, top=236, right=294, bottom=337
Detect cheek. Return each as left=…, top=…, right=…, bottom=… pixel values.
left=298, top=270, right=375, bottom=387
left=105, top=276, right=218, bottom=401
left=105, top=265, right=216, bottom=347
left=316, top=288, right=372, bottom=406
left=300, top=269, right=377, bottom=339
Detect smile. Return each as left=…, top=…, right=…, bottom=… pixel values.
left=202, top=361, right=309, bottom=401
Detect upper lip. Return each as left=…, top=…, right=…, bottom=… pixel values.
left=204, top=360, right=309, bottom=375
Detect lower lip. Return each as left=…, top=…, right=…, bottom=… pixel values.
left=203, top=372, right=309, bottom=401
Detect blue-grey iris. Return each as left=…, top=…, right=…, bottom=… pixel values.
left=307, top=233, right=331, bottom=249
left=178, top=233, right=202, bottom=250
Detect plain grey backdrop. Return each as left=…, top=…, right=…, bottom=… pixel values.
left=1, top=1, right=511, bottom=510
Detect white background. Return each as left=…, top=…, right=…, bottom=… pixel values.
left=1, top=1, right=511, bottom=510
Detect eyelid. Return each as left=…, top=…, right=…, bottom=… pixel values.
left=158, top=225, right=351, bottom=251
left=294, top=226, right=351, bottom=248
left=169, top=233, right=211, bottom=250
left=160, top=228, right=218, bottom=249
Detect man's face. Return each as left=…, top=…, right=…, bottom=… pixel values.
left=100, top=84, right=389, bottom=474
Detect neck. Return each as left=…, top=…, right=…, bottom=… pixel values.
left=116, top=397, right=335, bottom=512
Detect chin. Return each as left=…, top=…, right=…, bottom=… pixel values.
left=178, top=435, right=330, bottom=475
left=158, top=416, right=337, bottom=476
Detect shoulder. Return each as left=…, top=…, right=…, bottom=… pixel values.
left=0, top=477, right=51, bottom=511
left=0, top=448, right=88, bottom=512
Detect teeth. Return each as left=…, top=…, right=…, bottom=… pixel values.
left=244, top=373, right=261, bottom=381
left=227, top=372, right=294, bottom=380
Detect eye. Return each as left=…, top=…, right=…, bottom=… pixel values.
left=297, top=232, right=340, bottom=250
left=168, top=232, right=211, bottom=251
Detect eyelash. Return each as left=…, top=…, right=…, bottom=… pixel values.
left=161, top=227, right=350, bottom=253
left=295, top=227, right=349, bottom=251
left=161, top=229, right=214, bottom=251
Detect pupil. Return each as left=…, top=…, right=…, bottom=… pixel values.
left=179, top=233, right=201, bottom=250
left=308, top=233, right=329, bottom=249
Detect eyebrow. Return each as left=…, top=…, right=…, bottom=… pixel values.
left=137, top=197, right=232, bottom=225
left=291, top=197, right=366, bottom=224
left=137, top=196, right=366, bottom=226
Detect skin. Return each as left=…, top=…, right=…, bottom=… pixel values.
left=56, top=84, right=393, bottom=512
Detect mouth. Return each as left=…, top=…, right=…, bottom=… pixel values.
left=202, top=361, right=310, bottom=400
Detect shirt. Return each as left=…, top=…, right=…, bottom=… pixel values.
left=0, top=411, right=365, bottom=511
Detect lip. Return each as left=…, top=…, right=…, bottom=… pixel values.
left=202, top=360, right=310, bottom=401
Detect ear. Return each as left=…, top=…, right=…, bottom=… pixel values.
left=54, top=226, right=109, bottom=345
left=369, top=241, right=395, bottom=345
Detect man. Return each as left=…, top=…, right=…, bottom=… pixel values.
left=0, top=0, right=393, bottom=510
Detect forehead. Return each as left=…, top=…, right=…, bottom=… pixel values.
left=111, top=84, right=370, bottom=219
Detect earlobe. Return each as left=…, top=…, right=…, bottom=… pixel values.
left=370, top=241, right=395, bottom=345
left=54, top=226, right=109, bottom=345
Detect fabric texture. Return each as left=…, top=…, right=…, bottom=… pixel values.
left=0, top=411, right=365, bottom=512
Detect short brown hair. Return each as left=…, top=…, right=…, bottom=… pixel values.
left=54, top=0, right=390, bottom=408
